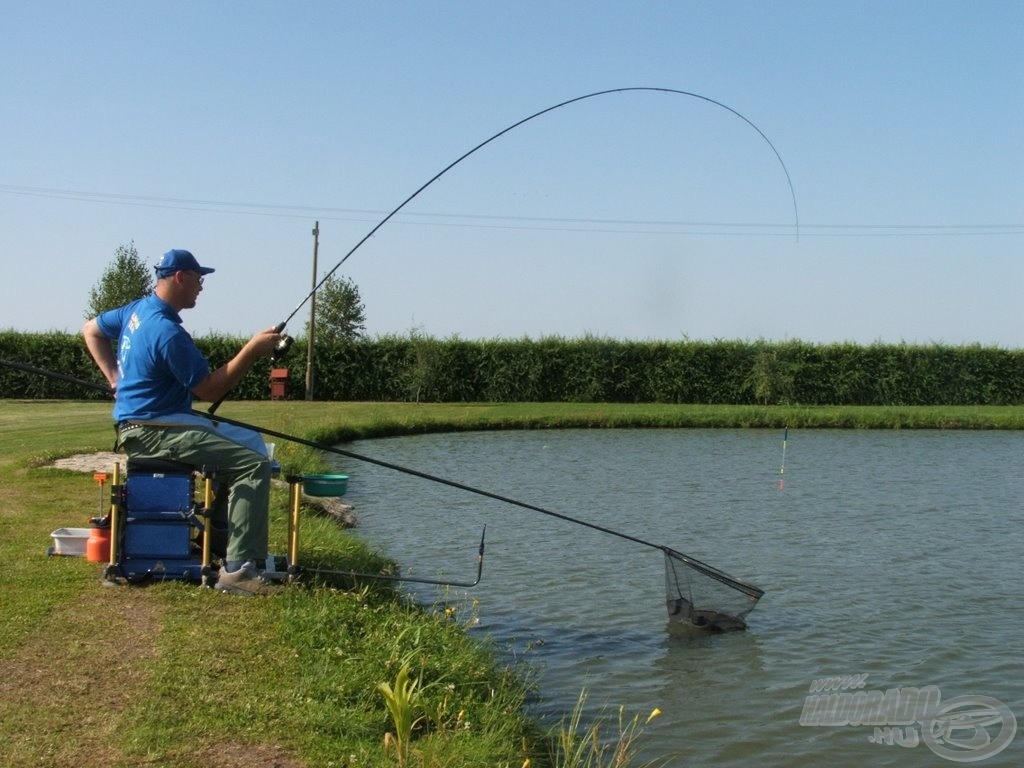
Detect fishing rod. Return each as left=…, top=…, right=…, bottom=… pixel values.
left=4, top=358, right=670, bottom=547
left=207, top=86, right=799, bottom=416
left=6, top=356, right=692, bottom=553
left=273, top=85, right=799, bottom=336
left=214, top=410, right=667, bottom=551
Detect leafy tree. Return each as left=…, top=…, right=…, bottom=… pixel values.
left=84, top=241, right=154, bottom=318
left=746, top=342, right=794, bottom=405
left=306, top=275, right=366, bottom=343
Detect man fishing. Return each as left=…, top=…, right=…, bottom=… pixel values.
left=82, top=248, right=283, bottom=595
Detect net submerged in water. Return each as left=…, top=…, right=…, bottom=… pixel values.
left=663, top=547, right=764, bottom=632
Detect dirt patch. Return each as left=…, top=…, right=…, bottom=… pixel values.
left=6, top=465, right=310, bottom=765
left=46, top=451, right=125, bottom=475
left=0, top=587, right=160, bottom=766
left=189, top=741, right=306, bottom=768
left=0, top=581, right=307, bottom=768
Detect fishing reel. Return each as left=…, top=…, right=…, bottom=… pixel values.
left=272, top=334, right=294, bottom=361
left=269, top=321, right=294, bottom=361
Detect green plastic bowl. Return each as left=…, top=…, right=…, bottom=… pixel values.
left=302, top=473, right=349, bottom=497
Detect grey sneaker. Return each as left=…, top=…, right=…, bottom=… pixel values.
left=214, top=561, right=281, bottom=596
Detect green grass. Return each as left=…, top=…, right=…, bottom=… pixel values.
left=0, top=400, right=539, bottom=767
left=201, top=400, right=1024, bottom=442
left=3, top=398, right=1022, bottom=767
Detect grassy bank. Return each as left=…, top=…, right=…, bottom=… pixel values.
left=1, top=401, right=549, bottom=767
left=195, top=400, right=1024, bottom=441
left=3, top=399, right=1021, bottom=767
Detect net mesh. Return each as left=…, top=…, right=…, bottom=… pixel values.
left=663, top=547, right=764, bottom=631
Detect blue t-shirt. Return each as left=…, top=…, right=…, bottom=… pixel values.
left=96, top=295, right=210, bottom=422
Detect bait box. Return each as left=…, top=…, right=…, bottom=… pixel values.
left=302, top=474, right=349, bottom=497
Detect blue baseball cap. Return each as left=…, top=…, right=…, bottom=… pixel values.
left=155, top=249, right=216, bottom=277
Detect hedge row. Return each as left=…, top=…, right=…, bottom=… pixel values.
left=3, top=331, right=1023, bottom=406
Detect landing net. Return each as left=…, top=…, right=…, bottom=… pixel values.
left=664, top=547, right=764, bottom=631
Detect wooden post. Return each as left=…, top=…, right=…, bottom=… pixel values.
left=305, top=221, right=319, bottom=400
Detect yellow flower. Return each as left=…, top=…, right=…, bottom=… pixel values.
left=645, top=707, right=662, bottom=724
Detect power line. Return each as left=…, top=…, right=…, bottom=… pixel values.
left=1, top=183, right=1021, bottom=237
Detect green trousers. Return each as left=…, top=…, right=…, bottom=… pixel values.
left=119, top=424, right=271, bottom=564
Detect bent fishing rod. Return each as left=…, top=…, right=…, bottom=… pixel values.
left=282, top=86, right=798, bottom=333
left=274, top=86, right=798, bottom=336
left=2, top=357, right=762, bottom=597
left=214, top=87, right=800, bottom=414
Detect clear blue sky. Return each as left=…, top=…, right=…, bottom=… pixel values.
left=2, top=1, right=1021, bottom=345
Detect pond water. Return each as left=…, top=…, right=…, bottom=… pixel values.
left=329, top=429, right=1023, bottom=767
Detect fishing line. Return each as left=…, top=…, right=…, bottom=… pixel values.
left=274, top=86, right=800, bottom=334
left=3, top=357, right=667, bottom=551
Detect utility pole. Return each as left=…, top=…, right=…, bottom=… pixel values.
left=305, top=221, right=319, bottom=401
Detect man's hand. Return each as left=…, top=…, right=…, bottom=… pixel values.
left=244, top=327, right=285, bottom=359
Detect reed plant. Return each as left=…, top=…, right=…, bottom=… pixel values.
left=378, top=660, right=424, bottom=766
left=551, top=688, right=666, bottom=768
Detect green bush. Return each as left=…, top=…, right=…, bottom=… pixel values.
left=3, top=330, right=1024, bottom=406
